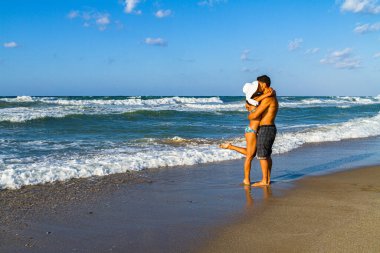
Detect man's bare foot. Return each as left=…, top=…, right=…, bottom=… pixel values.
left=219, top=143, right=231, bottom=149
left=251, top=181, right=270, bottom=187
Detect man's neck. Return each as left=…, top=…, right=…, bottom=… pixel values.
left=262, top=86, right=270, bottom=93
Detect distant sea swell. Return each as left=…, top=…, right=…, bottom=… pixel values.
left=1, top=95, right=380, bottom=123
left=1, top=95, right=380, bottom=189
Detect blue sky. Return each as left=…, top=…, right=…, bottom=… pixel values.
left=1, top=0, right=380, bottom=96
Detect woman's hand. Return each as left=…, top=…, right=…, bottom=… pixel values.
left=266, top=87, right=276, bottom=97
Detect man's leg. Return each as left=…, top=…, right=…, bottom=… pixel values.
left=252, top=157, right=271, bottom=186
left=260, top=157, right=271, bottom=184
left=252, top=126, right=276, bottom=187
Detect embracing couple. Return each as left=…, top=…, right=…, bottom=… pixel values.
left=220, top=75, right=278, bottom=187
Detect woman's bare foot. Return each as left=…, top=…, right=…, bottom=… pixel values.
left=240, top=179, right=251, bottom=186
left=219, top=143, right=231, bottom=149
left=251, top=181, right=270, bottom=187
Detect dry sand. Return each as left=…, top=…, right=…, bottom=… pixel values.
left=199, top=166, right=380, bottom=253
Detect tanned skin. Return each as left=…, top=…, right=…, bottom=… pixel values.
left=248, top=81, right=278, bottom=187
left=219, top=87, right=275, bottom=186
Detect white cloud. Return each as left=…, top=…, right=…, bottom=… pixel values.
left=124, top=0, right=141, bottom=14
left=3, top=41, right=18, bottom=48
left=67, top=10, right=112, bottom=31
left=67, top=10, right=80, bottom=19
left=95, top=14, right=110, bottom=31
left=155, top=9, right=172, bottom=18
left=144, top=38, right=167, bottom=47
left=305, top=48, right=320, bottom=54
left=96, top=15, right=110, bottom=25
left=354, top=22, right=380, bottom=34
left=373, top=52, right=380, bottom=58
left=240, top=49, right=251, bottom=61
left=198, top=0, right=227, bottom=7
left=320, top=48, right=361, bottom=69
left=288, top=38, right=303, bottom=51
left=340, top=0, right=380, bottom=14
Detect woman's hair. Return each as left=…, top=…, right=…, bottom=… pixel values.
left=252, top=93, right=261, bottom=99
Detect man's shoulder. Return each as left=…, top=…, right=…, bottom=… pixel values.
left=262, top=95, right=277, bottom=103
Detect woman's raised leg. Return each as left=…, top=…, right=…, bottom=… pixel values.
left=223, top=143, right=247, bottom=155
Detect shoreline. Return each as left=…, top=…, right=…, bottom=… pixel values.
left=198, top=165, right=380, bottom=252
left=1, top=137, right=380, bottom=252
left=1, top=165, right=379, bottom=252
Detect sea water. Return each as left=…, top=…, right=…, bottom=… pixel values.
left=1, top=95, right=380, bottom=189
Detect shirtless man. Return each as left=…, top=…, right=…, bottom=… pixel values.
left=220, top=81, right=275, bottom=186
left=248, top=75, right=278, bottom=187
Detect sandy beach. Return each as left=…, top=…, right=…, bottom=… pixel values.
left=0, top=160, right=256, bottom=253
left=1, top=151, right=380, bottom=253
left=199, top=166, right=380, bottom=253
left=1, top=136, right=380, bottom=252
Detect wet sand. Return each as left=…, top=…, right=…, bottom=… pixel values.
left=199, top=166, right=380, bottom=253
left=1, top=164, right=379, bottom=252
left=0, top=160, right=271, bottom=253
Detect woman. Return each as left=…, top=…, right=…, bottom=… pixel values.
left=220, top=81, right=274, bottom=186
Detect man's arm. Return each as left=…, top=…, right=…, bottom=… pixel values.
left=248, top=97, right=271, bottom=120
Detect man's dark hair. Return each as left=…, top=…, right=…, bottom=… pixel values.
left=257, top=75, right=271, bottom=87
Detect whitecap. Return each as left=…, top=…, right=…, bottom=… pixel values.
left=2, top=112, right=380, bottom=189
left=0, top=96, right=34, bottom=103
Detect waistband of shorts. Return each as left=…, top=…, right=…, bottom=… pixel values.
left=259, top=125, right=276, bottom=128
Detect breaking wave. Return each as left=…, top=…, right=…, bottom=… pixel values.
left=1, top=112, right=380, bottom=189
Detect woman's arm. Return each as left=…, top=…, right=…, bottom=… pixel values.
left=254, top=88, right=275, bottom=102
left=248, top=98, right=271, bottom=120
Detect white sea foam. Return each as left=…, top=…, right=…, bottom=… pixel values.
left=1, top=112, right=380, bottom=189
left=273, top=112, right=380, bottom=154
left=2, top=96, right=223, bottom=106
left=184, top=103, right=242, bottom=110
left=2, top=95, right=380, bottom=108
left=0, top=106, right=85, bottom=122
left=2, top=95, right=380, bottom=123
left=0, top=96, right=223, bottom=108
left=0, top=97, right=241, bottom=123
left=0, top=143, right=243, bottom=189
left=280, top=96, right=380, bottom=108
left=0, top=96, right=34, bottom=103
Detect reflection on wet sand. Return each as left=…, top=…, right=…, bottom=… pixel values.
left=244, top=185, right=272, bottom=209
left=244, top=186, right=254, bottom=208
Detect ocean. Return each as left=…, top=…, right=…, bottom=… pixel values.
left=1, top=95, right=380, bottom=190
